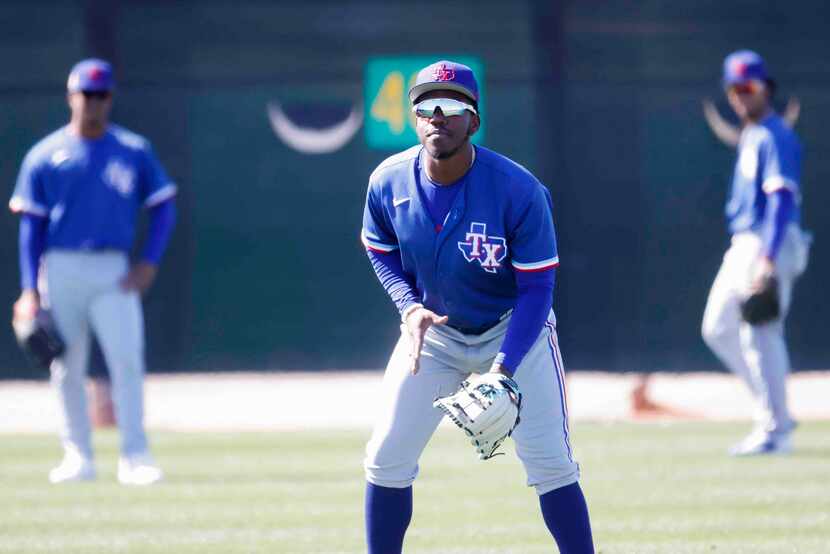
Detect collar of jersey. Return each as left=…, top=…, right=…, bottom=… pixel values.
left=420, top=145, right=476, bottom=187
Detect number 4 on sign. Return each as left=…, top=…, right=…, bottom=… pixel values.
left=370, top=71, right=408, bottom=134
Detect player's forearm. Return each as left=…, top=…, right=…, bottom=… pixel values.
left=495, top=269, right=555, bottom=376
left=18, top=214, right=48, bottom=291
left=763, top=189, right=794, bottom=261
left=366, top=249, right=421, bottom=315
left=141, top=199, right=176, bottom=264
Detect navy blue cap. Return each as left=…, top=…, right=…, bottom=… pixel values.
left=723, top=50, right=770, bottom=88
left=409, top=60, right=479, bottom=104
left=67, top=58, right=114, bottom=93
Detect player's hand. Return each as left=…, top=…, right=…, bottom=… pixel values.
left=120, top=261, right=158, bottom=294
left=750, top=256, right=776, bottom=293
left=12, top=289, right=40, bottom=323
left=405, top=307, right=448, bottom=375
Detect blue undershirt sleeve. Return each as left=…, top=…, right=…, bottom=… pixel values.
left=763, top=189, right=794, bottom=261
left=497, top=268, right=556, bottom=375
left=366, top=249, right=421, bottom=317
left=141, top=199, right=177, bottom=264
left=19, top=214, right=48, bottom=291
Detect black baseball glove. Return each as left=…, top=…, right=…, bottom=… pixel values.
left=740, top=275, right=780, bottom=325
left=12, top=309, right=66, bottom=369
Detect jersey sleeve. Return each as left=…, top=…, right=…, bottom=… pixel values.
left=139, top=143, right=177, bottom=207
left=497, top=268, right=555, bottom=374
left=361, top=180, right=399, bottom=253
left=508, top=183, right=559, bottom=272
left=9, top=151, right=49, bottom=217
left=759, top=133, right=800, bottom=197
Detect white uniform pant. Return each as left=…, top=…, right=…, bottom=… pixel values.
left=364, top=312, right=579, bottom=495
left=702, top=225, right=809, bottom=434
left=41, top=250, right=148, bottom=459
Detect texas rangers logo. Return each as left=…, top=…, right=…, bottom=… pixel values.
left=432, top=64, right=455, bottom=82
left=730, top=59, right=748, bottom=77
left=458, top=222, right=507, bottom=273
left=103, top=158, right=136, bottom=197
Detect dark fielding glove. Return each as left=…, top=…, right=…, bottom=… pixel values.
left=12, top=309, right=65, bottom=369
left=740, top=275, right=780, bottom=325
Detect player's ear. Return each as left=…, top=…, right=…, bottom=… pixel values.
left=468, top=113, right=481, bottom=137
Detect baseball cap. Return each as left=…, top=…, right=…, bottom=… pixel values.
left=408, top=60, right=479, bottom=104
left=67, top=58, right=114, bottom=93
left=722, top=50, right=770, bottom=88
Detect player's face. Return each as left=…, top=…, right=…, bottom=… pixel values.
left=726, top=80, right=769, bottom=122
left=414, top=90, right=480, bottom=160
left=68, top=90, right=113, bottom=129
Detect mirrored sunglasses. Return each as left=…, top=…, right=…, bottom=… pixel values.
left=412, top=98, right=477, bottom=118
left=729, top=80, right=764, bottom=95
left=80, top=90, right=111, bottom=100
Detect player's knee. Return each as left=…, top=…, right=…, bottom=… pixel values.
left=701, top=317, right=726, bottom=349
left=518, top=450, right=580, bottom=496
left=533, top=470, right=581, bottom=496
left=364, top=454, right=418, bottom=489
left=701, top=320, right=713, bottom=344
left=49, top=360, right=83, bottom=386
left=364, top=469, right=417, bottom=489
left=101, top=355, right=145, bottom=379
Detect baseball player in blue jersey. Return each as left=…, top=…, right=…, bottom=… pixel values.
left=10, top=59, right=177, bottom=484
left=361, top=61, right=594, bottom=553
left=702, top=51, right=810, bottom=456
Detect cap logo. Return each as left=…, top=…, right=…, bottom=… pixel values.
left=432, top=64, right=455, bottom=82
left=732, top=60, right=748, bottom=76
left=89, top=67, right=104, bottom=81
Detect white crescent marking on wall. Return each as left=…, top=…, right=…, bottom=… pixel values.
left=267, top=101, right=363, bottom=154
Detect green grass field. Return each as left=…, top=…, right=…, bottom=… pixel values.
left=1, top=422, right=828, bottom=553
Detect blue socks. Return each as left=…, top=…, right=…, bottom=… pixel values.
left=365, top=481, right=592, bottom=553
left=539, top=482, right=595, bottom=554
left=365, top=482, right=412, bottom=554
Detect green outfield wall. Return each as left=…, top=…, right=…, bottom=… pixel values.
left=1, top=0, right=828, bottom=377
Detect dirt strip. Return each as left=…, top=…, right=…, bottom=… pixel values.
left=1, top=370, right=828, bottom=433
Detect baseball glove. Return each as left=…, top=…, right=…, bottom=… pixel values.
left=433, top=372, right=522, bottom=460
left=740, top=274, right=781, bottom=325
left=12, top=309, right=65, bottom=369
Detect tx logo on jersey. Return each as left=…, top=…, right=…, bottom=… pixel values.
left=103, top=159, right=135, bottom=198
left=458, top=222, right=507, bottom=273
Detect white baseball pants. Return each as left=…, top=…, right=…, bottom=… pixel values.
left=702, top=225, right=810, bottom=434
left=41, top=250, right=149, bottom=459
left=365, top=312, right=580, bottom=495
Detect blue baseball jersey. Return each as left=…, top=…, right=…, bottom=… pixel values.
left=9, top=124, right=177, bottom=252
left=727, top=113, right=801, bottom=235
left=362, top=145, right=559, bottom=331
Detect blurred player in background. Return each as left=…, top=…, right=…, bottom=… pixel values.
left=361, top=60, right=594, bottom=553
left=702, top=50, right=810, bottom=456
left=9, top=58, right=177, bottom=484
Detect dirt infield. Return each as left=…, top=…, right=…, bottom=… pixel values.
left=1, top=370, right=828, bottom=433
